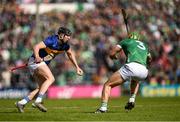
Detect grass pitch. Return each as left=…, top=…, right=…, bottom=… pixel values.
left=0, top=96, right=180, bottom=121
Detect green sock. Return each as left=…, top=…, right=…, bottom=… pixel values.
left=101, top=102, right=107, bottom=108
left=131, top=94, right=136, bottom=98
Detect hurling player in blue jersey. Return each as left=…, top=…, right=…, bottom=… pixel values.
left=15, top=27, right=83, bottom=113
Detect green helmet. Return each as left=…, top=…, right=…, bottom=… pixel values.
left=128, top=32, right=141, bottom=40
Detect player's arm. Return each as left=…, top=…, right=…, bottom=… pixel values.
left=109, top=45, right=122, bottom=59
left=33, top=41, right=46, bottom=63
left=66, top=48, right=83, bottom=75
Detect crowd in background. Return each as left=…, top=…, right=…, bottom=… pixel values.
left=0, top=0, right=179, bottom=89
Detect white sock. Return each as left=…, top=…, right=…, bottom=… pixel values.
left=35, top=93, right=44, bottom=103
left=100, top=102, right=107, bottom=111
left=18, top=96, right=30, bottom=105
left=129, top=97, right=135, bottom=103
left=35, top=97, right=42, bottom=103
left=129, top=94, right=136, bottom=103
left=100, top=106, right=107, bottom=111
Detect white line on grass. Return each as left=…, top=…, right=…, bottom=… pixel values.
left=1, top=104, right=180, bottom=110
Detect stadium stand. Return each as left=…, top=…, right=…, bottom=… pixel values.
left=0, top=0, right=179, bottom=90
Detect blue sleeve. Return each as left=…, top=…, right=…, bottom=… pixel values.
left=65, top=44, right=70, bottom=51
left=43, top=36, right=53, bottom=47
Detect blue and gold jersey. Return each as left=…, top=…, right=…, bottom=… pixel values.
left=32, top=34, right=70, bottom=64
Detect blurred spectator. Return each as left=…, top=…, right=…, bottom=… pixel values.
left=0, top=0, right=179, bottom=89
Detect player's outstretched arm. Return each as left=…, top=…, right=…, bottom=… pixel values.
left=109, top=45, right=122, bottom=59
left=66, top=48, right=83, bottom=76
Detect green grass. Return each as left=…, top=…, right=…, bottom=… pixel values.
left=0, top=96, right=180, bottom=121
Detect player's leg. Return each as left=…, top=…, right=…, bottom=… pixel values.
left=130, top=80, right=139, bottom=102
left=125, top=80, right=139, bottom=111
left=95, top=71, right=125, bottom=113
left=15, top=89, right=39, bottom=113
left=15, top=74, right=43, bottom=113
left=34, top=64, right=55, bottom=103
left=31, top=73, right=48, bottom=112
left=123, top=62, right=148, bottom=111
left=25, top=74, right=44, bottom=100
left=32, top=64, right=55, bottom=112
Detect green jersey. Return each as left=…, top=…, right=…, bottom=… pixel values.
left=118, top=38, right=149, bottom=67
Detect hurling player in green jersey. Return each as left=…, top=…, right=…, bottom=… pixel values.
left=95, top=32, right=152, bottom=113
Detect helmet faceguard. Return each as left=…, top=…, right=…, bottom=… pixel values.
left=128, top=32, right=141, bottom=40
left=58, top=27, right=72, bottom=36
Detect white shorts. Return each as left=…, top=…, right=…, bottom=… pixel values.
left=119, top=62, right=148, bottom=81
left=28, top=57, right=47, bottom=75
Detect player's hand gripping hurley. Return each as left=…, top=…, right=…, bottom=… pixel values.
left=10, top=55, right=53, bottom=72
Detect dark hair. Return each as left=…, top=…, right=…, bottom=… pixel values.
left=58, top=27, right=72, bottom=36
